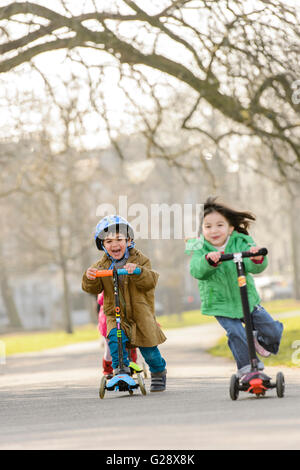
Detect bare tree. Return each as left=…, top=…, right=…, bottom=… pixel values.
left=0, top=0, right=300, bottom=174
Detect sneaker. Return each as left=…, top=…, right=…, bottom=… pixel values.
left=237, top=361, right=264, bottom=378
left=150, top=369, right=167, bottom=392
left=102, top=359, right=113, bottom=378
left=253, top=331, right=271, bottom=357
left=237, top=364, right=251, bottom=378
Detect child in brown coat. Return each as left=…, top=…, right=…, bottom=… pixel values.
left=82, top=215, right=167, bottom=392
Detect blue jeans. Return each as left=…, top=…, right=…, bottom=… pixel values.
left=215, top=305, right=283, bottom=370
left=108, top=328, right=166, bottom=373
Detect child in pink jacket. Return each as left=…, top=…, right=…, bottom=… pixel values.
left=97, top=292, right=113, bottom=377
left=97, top=292, right=138, bottom=377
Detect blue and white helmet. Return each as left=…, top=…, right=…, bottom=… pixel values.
left=94, top=215, right=134, bottom=250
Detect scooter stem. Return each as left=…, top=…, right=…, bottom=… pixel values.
left=233, top=257, right=258, bottom=371
left=112, top=268, right=125, bottom=371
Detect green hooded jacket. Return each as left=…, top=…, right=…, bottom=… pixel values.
left=186, top=231, right=268, bottom=319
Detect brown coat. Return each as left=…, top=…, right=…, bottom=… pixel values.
left=82, top=248, right=167, bottom=348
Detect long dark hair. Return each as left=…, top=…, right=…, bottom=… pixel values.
left=200, top=197, right=256, bottom=235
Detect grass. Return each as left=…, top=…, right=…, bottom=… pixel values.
left=260, top=299, right=300, bottom=315
left=1, top=324, right=100, bottom=356
left=1, top=299, right=299, bottom=364
left=0, top=309, right=209, bottom=357
left=157, top=309, right=214, bottom=330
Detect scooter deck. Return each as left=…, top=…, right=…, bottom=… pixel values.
left=239, top=371, right=276, bottom=394
left=106, top=373, right=139, bottom=392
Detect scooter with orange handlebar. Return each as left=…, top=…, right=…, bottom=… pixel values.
left=95, top=267, right=147, bottom=399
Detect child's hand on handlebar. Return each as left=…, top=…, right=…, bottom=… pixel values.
left=206, top=252, right=222, bottom=265
left=123, top=263, right=137, bottom=274
left=86, top=267, right=98, bottom=280
left=249, top=246, right=263, bottom=262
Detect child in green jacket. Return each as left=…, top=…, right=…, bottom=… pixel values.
left=186, top=197, right=283, bottom=378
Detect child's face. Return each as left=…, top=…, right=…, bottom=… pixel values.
left=103, top=232, right=131, bottom=259
left=202, top=211, right=233, bottom=247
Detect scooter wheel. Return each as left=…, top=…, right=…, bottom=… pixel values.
left=229, top=374, right=239, bottom=401
left=142, top=362, right=148, bottom=379
left=276, top=372, right=285, bottom=398
left=137, top=372, right=147, bottom=395
left=99, top=375, right=107, bottom=399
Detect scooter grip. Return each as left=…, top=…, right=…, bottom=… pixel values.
left=206, top=256, right=220, bottom=266
left=117, top=267, right=141, bottom=275
left=219, top=253, right=233, bottom=261
left=94, top=269, right=113, bottom=277
left=256, top=248, right=268, bottom=256
left=239, top=248, right=268, bottom=258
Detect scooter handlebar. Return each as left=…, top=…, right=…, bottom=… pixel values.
left=219, top=248, right=268, bottom=262
left=95, top=267, right=141, bottom=277
left=206, top=248, right=268, bottom=265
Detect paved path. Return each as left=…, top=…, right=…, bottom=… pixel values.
left=0, top=323, right=300, bottom=450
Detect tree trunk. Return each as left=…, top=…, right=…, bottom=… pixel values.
left=54, top=193, right=73, bottom=334
left=61, top=261, right=73, bottom=334
left=290, top=194, right=300, bottom=300
left=0, top=267, right=22, bottom=329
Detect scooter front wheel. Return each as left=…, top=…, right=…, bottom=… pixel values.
left=137, top=372, right=147, bottom=395
left=229, top=374, right=239, bottom=401
left=276, top=372, right=285, bottom=398
left=142, top=361, right=148, bottom=379
left=99, top=375, right=107, bottom=399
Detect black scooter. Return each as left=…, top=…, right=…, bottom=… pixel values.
left=217, top=248, right=285, bottom=400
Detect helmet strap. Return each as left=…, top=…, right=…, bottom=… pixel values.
left=102, top=239, right=136, bottom=269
